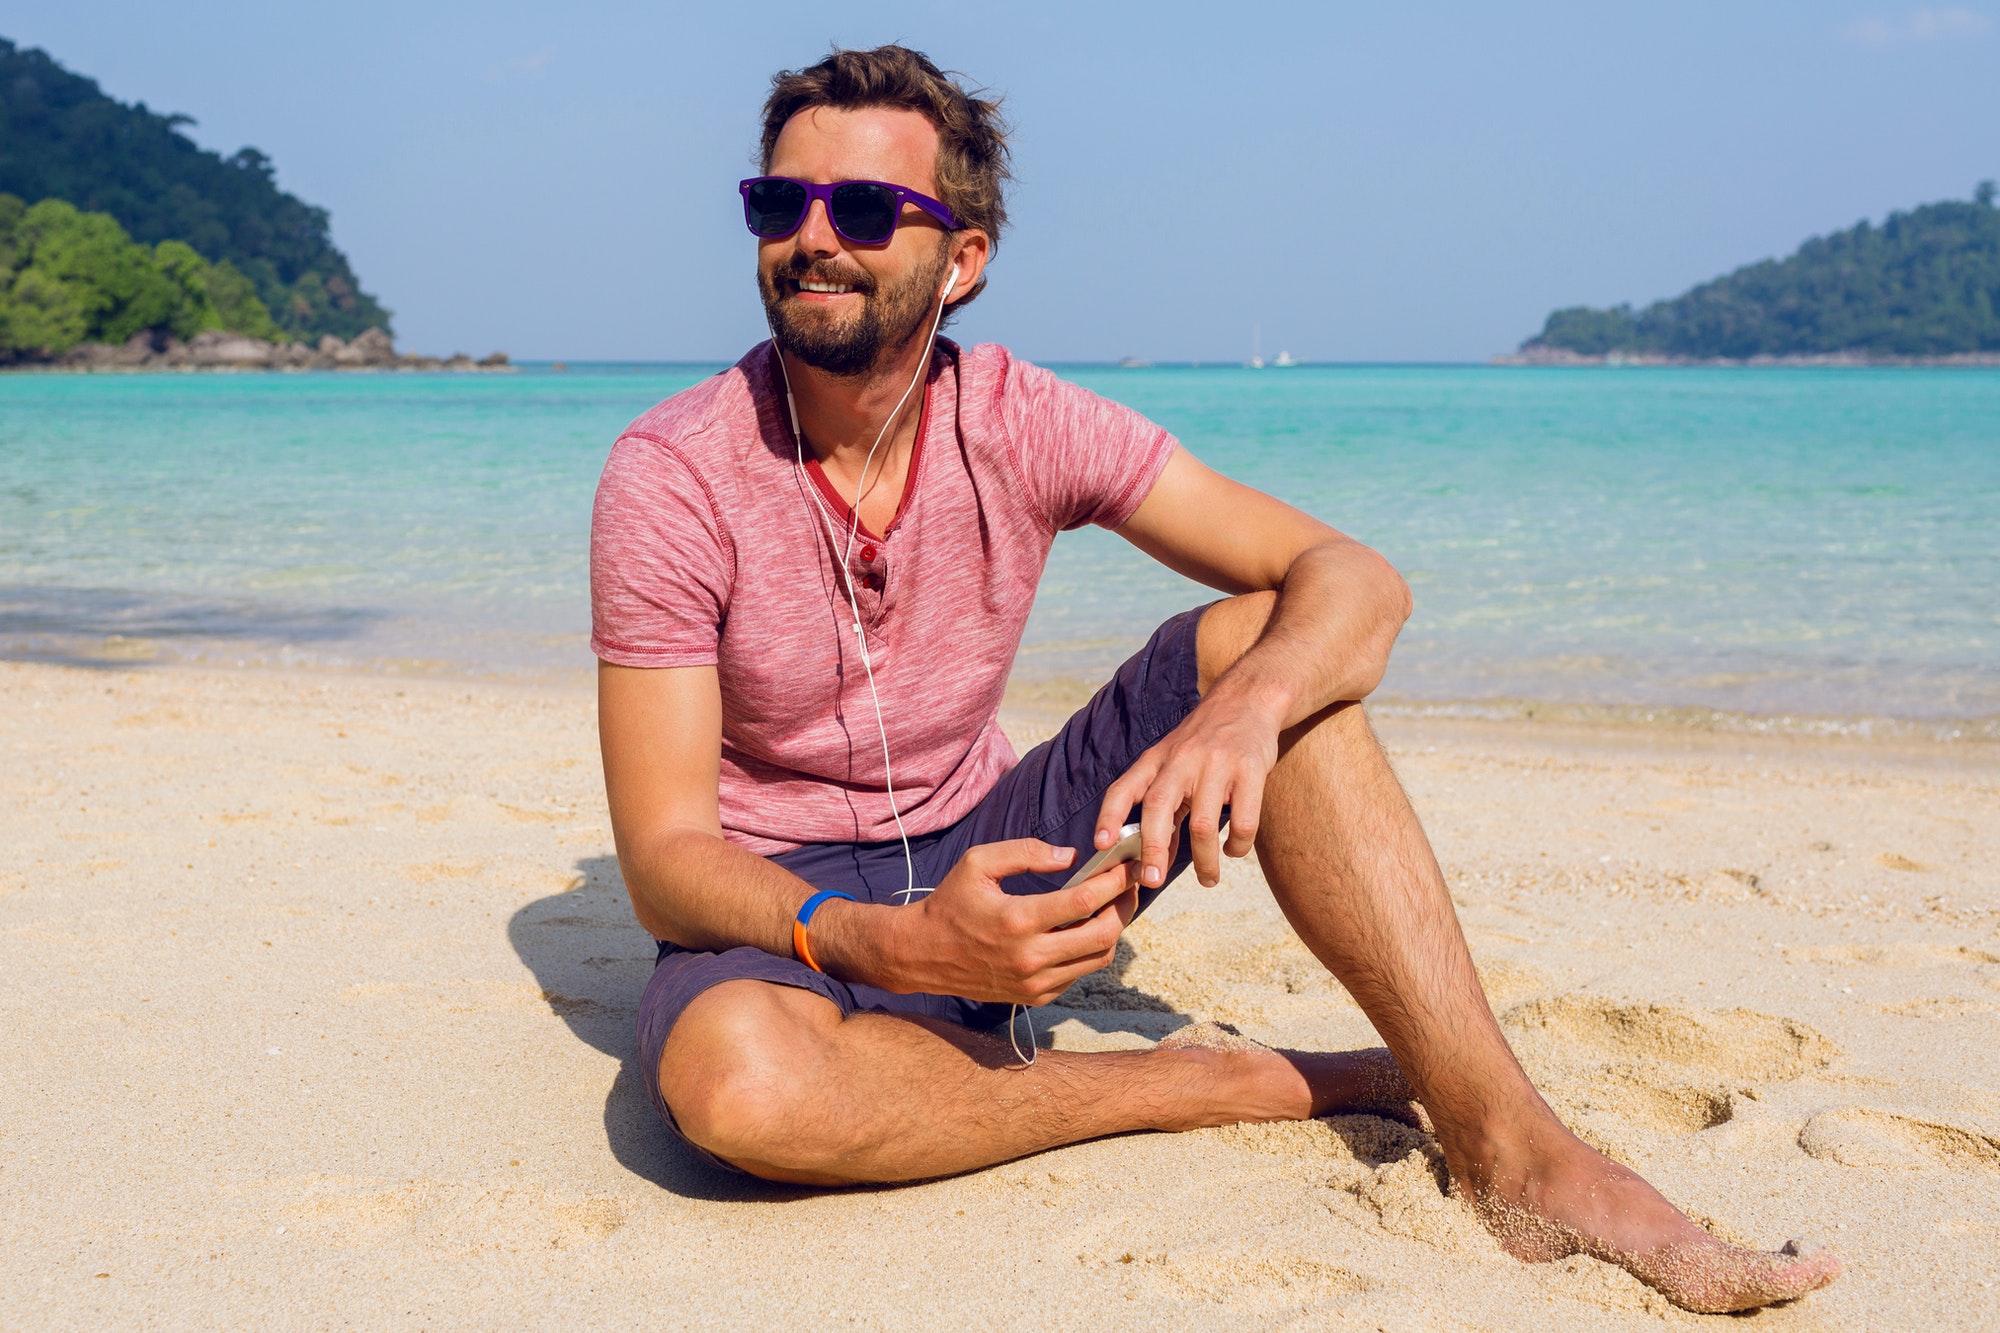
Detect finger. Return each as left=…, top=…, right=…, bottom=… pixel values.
left=1223, top=767, right=1264, bottom=859
left=1109, top=882, right=1140, bottom=926
left=1095, top=749, right=1162, bottom=850
left=1029, top=942, right=1122, bottom=1002
left=1137, top=763, right=1190, bottom=889
left=1030, top=862, right=1135, bottom=932
left=1027, top=888, right=1128, bottom=965
left=1032, top=912, right=1123, bottom=973
left=1187, top=769, right=1231, bottom=888
left=964, top=838, right=1075, bottom=883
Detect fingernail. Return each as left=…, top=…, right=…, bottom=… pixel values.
left=1144, top=866, right=1162, bottom=886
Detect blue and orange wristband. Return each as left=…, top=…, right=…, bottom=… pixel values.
left=791, top=889, right=855, bottom=974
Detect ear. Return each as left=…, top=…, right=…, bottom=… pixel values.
left=941, top=229, right=991, bottom=306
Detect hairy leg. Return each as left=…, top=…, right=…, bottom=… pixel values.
left=1198, top=592, right=1841, bottom=1313
left=659, top=979, right=1408, bottom=1186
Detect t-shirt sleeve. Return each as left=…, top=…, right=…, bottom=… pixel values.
left=998, top=355, right=1178, bottom=532
left=589, top=433, right=733, bottom=668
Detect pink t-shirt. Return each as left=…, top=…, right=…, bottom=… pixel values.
left=590, top=339, right=1178, bottom=855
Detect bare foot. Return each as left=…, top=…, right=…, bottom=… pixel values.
left=1157, top=1023, right=1424, bottom=1126
left=1465, top=1123, right=1842, bottom=1314
left=1158, top=1027, right=1834, bottom=1311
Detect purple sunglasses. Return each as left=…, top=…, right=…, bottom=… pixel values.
left=739, top=176, right=959, bottom=245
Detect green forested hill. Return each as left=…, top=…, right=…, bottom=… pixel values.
left=0, top=195, right=285, bottom=361
left=0, top=37, right=390, bottom=341
left=1524, top=185, right=2000, bottom=359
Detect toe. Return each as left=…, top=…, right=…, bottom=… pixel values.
left=1652, top=1241, right=1843, bottom=1314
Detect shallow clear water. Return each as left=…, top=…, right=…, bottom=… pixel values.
left=3, top=363, right=1995, bottom=723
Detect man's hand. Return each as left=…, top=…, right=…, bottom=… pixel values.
left=1099, top=449, right=1413, bottom=895
left=859, top=839, right=1141, bottom=1005
left=1094, top=687, right=1281, bottom=891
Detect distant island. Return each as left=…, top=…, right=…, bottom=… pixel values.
left=1502, top=183, right=2000, bottom=366
left=0, top=37, right=503, bottom=371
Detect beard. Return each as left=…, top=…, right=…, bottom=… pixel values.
left=759, top=244, right=949, bottom=378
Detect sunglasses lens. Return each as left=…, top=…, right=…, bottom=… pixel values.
left=744, top=179, right=808, bottom=236
left=830, top=183, right=900, bottom=242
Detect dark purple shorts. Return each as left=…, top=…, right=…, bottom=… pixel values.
left=637, top=605, right=1210, bottom=1156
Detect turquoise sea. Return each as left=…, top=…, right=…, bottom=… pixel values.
left=3, top=364, right=1996, bottom=732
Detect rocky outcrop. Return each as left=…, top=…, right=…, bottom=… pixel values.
left=1493, top=345, right=2000, bottom=368
left=49, top=327, right=513, bottom=373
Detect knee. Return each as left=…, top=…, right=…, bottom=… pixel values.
left=658, top=984, right=834, bottom=1174
left=1195, top=591, right=1278, bottom=693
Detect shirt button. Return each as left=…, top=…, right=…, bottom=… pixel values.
left=859, top=544, right=878, bottom=561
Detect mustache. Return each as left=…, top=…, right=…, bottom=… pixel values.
left=775, top=256, right=877, bottom=295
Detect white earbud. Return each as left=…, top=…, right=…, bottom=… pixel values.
left=941, top=268, right=958, bottom=300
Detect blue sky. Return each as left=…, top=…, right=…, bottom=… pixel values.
left=4, top=2, right=1995, bottom=361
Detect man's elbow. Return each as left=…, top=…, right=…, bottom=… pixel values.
left=616, top=823, right=709, bottom=942
left=619, top=853, right=674, bottom=940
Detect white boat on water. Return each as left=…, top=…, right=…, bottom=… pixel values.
left=1248, top=324, right=1265, bottom=368
left=1273, top=351, right=1299, bottom=367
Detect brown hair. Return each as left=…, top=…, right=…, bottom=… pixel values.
left=759, top=45, right=1011, bottom=304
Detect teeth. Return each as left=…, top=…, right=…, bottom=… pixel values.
left=799, top=281, right=855, bottom=294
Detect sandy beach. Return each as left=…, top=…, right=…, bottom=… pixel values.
left=3, top=658, right=1997, bottom=1329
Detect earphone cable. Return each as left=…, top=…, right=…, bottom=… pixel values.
left=770, top=267, right=1036, bottom=1067
left=771, top=270, right=956, bottom=904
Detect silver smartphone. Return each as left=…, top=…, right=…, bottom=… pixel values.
left=1061, top=822, right=1144, bottom=890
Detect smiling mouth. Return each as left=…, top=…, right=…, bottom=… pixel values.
left=795, top=279, right=859, bottom=295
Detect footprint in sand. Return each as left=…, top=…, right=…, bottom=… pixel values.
left=1212, top=1116, right=1487, bottom=1253
left=1340, top=1142, right=1480, bottom=1251
left=1502, top=996, right=1838, bottom=1135
left=1798, top=1108, right=2000, bottom=1172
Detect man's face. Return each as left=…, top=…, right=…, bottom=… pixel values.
left=758, top=105, right=954, bottom=378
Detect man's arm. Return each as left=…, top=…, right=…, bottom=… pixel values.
left=1100, top=446, right=1413, bottom=887
left=598, top=663, right=1139, bottom=1004
left=599, top=662, right=804, bottom=950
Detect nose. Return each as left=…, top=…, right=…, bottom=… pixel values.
left=794, top=196, right=841, bottom=256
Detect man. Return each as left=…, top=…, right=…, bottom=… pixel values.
left=591, top=45, right=1839, bottom=1315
